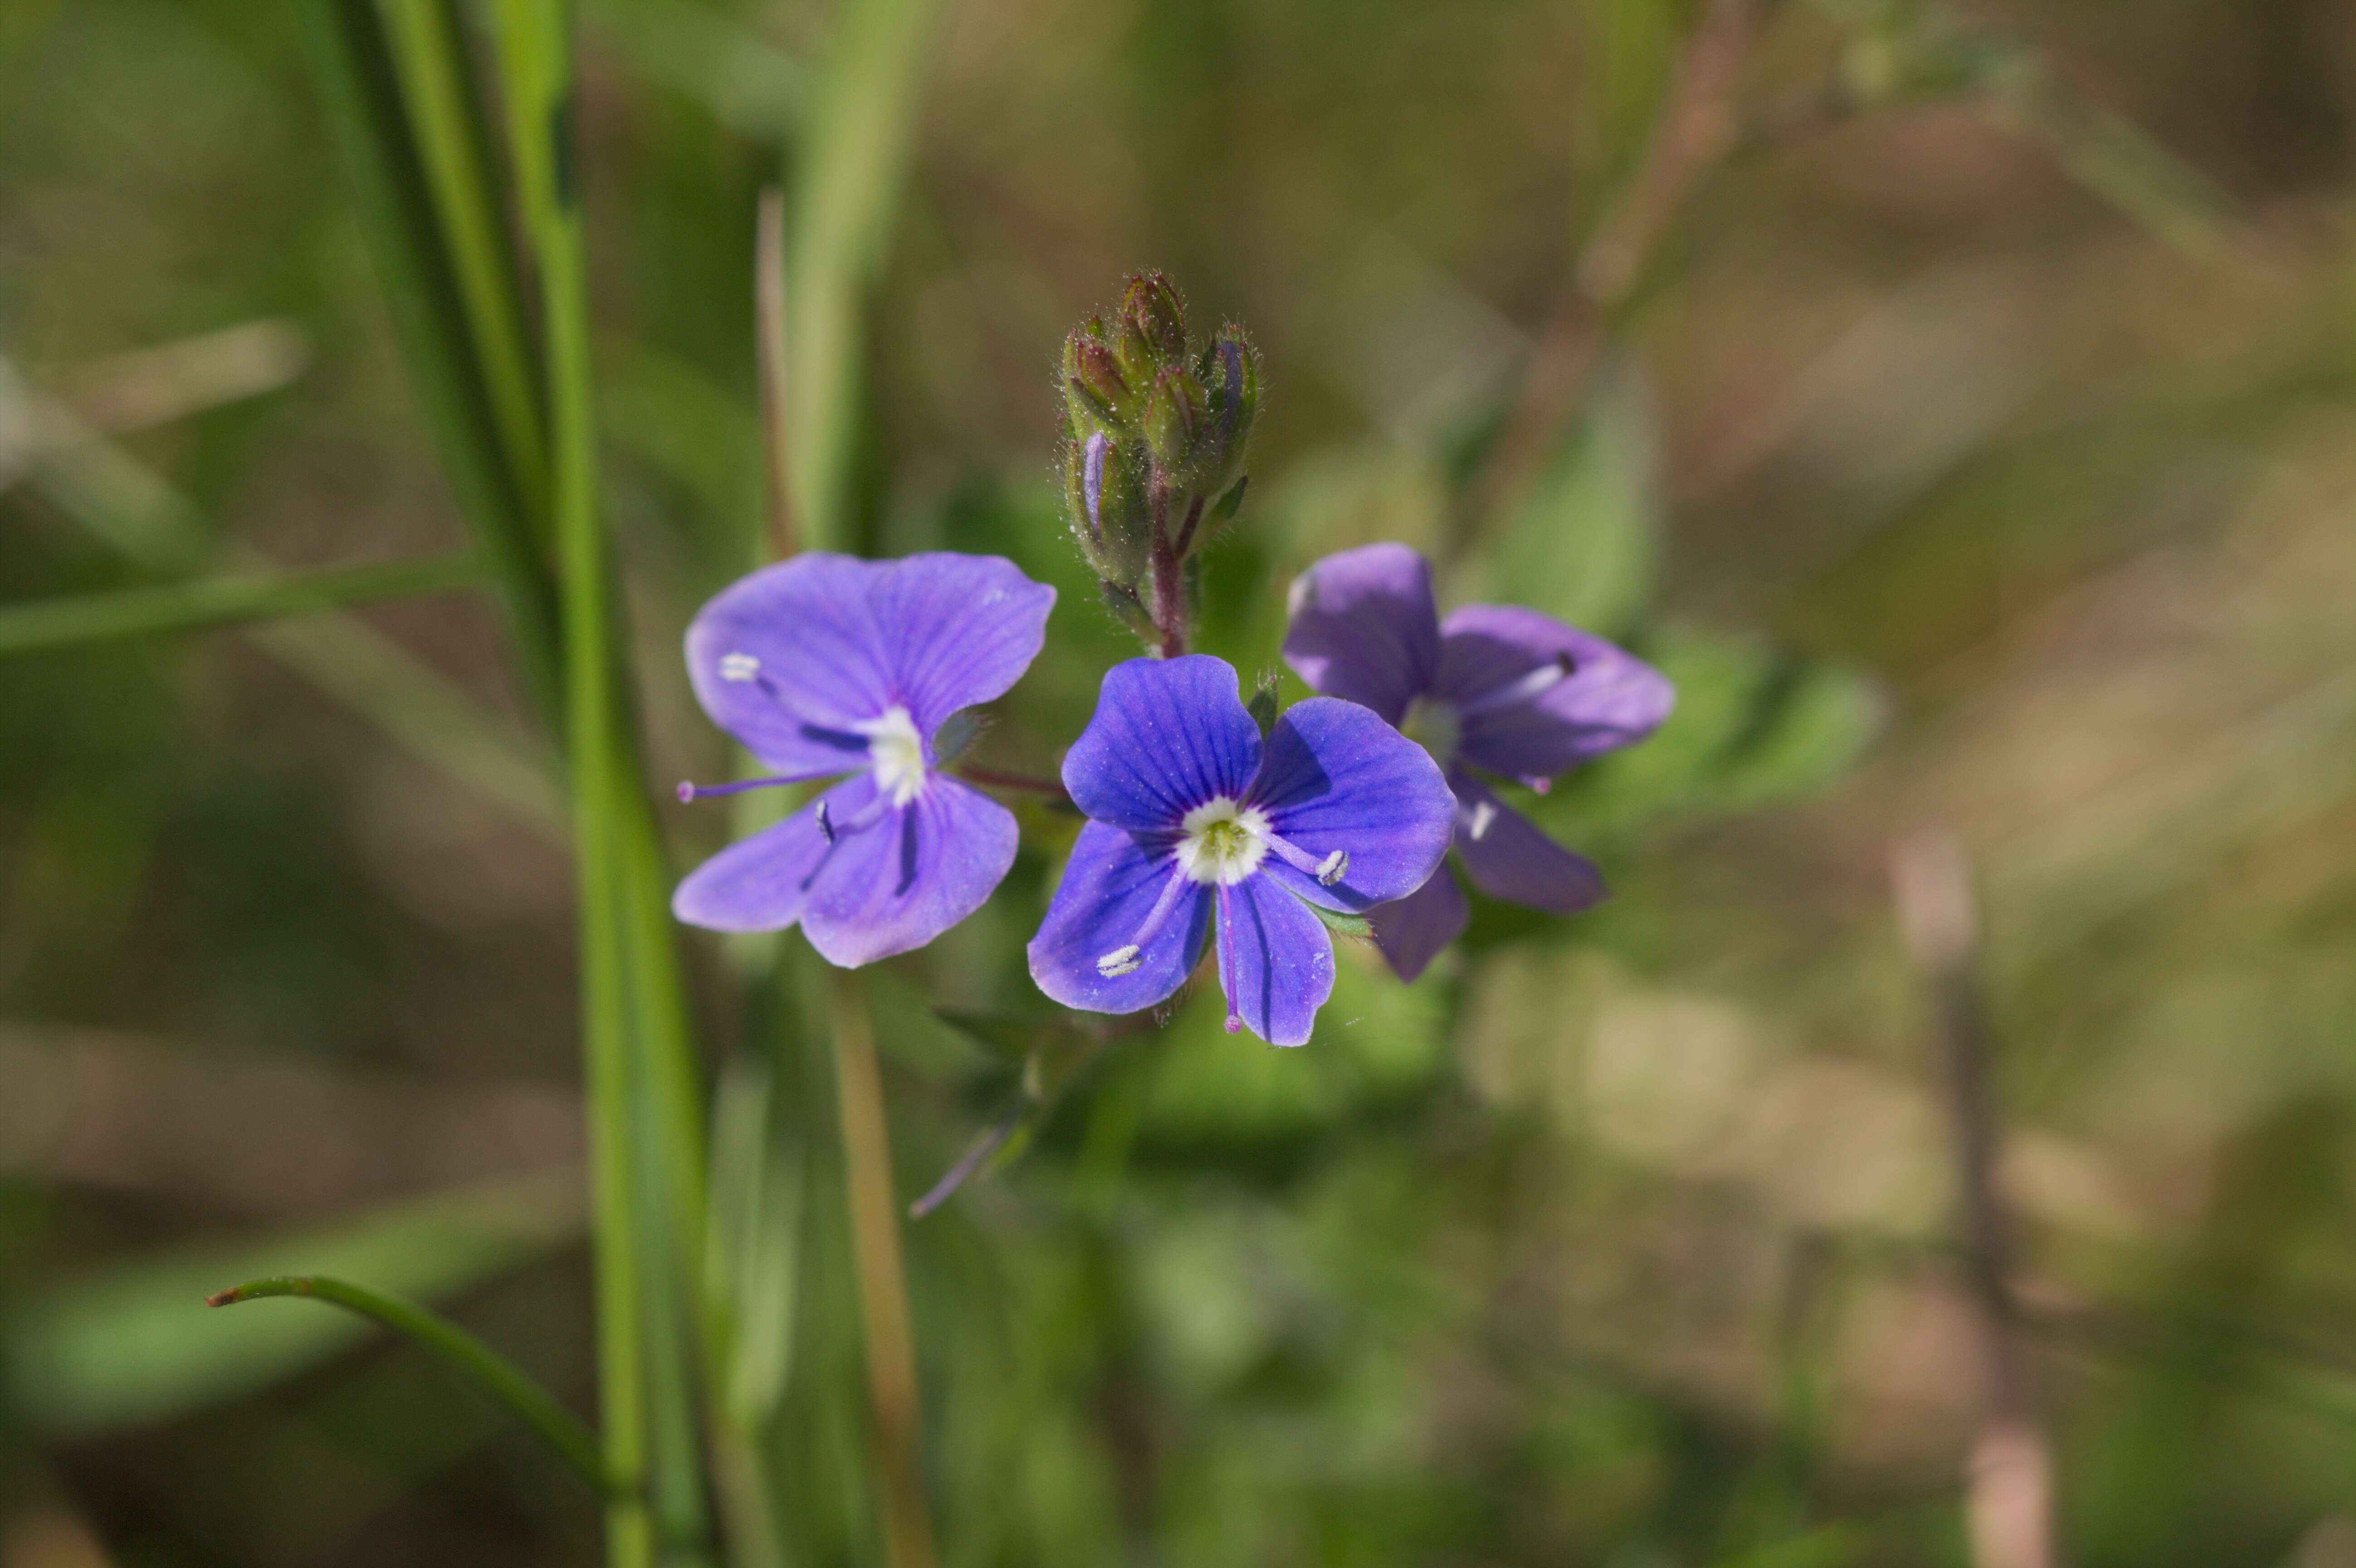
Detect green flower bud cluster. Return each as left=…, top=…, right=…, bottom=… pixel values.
left=1058, top=270, right=1261, bottom=655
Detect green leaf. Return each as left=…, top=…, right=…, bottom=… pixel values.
left=0, top=552, right=484, bottom=658
left=1480, top=358, right=1659, bottom=638
left=3, top=1172, right=581, bottom=1441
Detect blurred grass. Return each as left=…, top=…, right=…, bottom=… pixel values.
left=3, top=0, right=2356, bottom=1565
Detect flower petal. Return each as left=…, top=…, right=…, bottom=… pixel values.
left=799, top=777, right=1020, bottom=967
left=671, top=774, right=871, bottom=933
left=684, top=554, right=898, bottom=777
left=866, top=552, right=1057, bottom=733
left=1028, top=820, right=1212, bottom=1016
left=1370, top=868, right=1469, bottom=983
left=684, top=552, right=1054, bottom=775
left=1451, top=775, right=1607, bottom=915
left=1248, top=696, right=1456, bottom=912
left=1436, top=605, right=1673, bottom=782
left=1061, top=656, right=1263, bottom=832
left=1214, top=878, right=1334, bottom=1047
left=1281, top=542, right=1442, bottom=724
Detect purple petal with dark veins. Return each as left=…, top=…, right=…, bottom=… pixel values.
left=1248, top=696, right=1456, bottom=913
left=1436, top=605, right=1674, bottom=782
left=1281, top=542, right=1442, bottom=724
left=684, top=552, right=1054, bottom=774
left=1060, top=656, right=1263, bottom=832
left=671, top=773, right=872, bottom=934
left=1214, top=877, right=1335, bottom=1047
left=1451, top=773, right=1607, bottom=916
left=1370, top=868, right=1470, bottom=983
left=798, top=776, right=1020, bottom=967
left=1028, top=820, right=1211, bottom=1016
left=866, top=552, right=1057, bottom=733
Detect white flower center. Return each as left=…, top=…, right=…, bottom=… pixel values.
left=860, top=706, right=928, bottom=807
left=1401, top=696, right=1460, bottom=767
left=1173, top=796, right=1270, bottom=885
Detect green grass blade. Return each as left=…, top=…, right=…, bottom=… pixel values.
left=0, top=552, right=484, bottom=657
left=381, top=0, right=552, bottom=536
left=489, top=2, right=711, bottom=1560
left=294, top=0, right=563, bottom=719
left=206, top=1274, right=611, bottom=1497
left=785, top=0, right=942, bottom=553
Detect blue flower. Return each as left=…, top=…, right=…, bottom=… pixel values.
left=1283, top=542, right=1674, bottom=981
left=671, top=552, right=1056, bottom=967
left=1027, top=655, right=1456, bottom=1045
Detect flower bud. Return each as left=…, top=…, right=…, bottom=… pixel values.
left=1143, top=366, right=1204, bottom=473
left=1062, top=430, right=1151, bottom=585
left=1196, top=329, right=1261, bottom=500
left=1121, top=270, right=1188, bottom=363
left=1062, top=329, right=1132, bottom=430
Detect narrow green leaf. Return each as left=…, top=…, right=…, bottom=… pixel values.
left=0, top=552, right=484, bottom=657
left=785, top=0, right=943, bottom=553
left=207, top=1273, right=611, bottom=1496
left=381, top=0, right=552, bottom=536
left=489, top=3, right=712, bottom=1560
left=293, top=0, right=562, bottom=718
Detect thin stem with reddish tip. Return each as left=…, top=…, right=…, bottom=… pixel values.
left=207, top=1274, right=612, bottom=1497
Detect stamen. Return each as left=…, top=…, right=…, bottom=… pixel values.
left=1466, top=799, right=1499, bottom=841
left=719, top=651, right=762, bottom=682
left=677, top=775, right=799, bottom=803
left=1094, top=862, right=1193, bottom=978
left=1457, top=650, right=1578, bottom=717
left=1257, top=826, right=1351, bottom=889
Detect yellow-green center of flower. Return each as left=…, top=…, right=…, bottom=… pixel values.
left=1174, top=796, right=1270, bottom=885
left=861, top=706, right=928, bottom=807
left=1401, top=696, right=1460, bottom=766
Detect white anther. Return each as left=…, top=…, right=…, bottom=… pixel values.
left=1316, top=849, right=1348, bottom=886
left=1096, top=945, right=1142, bottom=978
left=1467, top=800, right=1498, bottom=842
left=719, top=652, right=761, bottom=682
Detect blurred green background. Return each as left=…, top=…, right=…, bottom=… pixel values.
left=5, top=0, right=2356, bottom=1563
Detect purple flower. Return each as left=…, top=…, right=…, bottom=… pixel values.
left=1282, top=542, right=1673, bottom=981
left=1027, top=656, right=1455, bottom=1046
left=671, top=552, right=1056, bottom=967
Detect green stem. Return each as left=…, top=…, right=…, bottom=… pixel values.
left=206, top=1274, right=610, bottom=1496
left=489, top=4, right=664, bottom=1562
left=0, top=552, right=485, bottom=657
